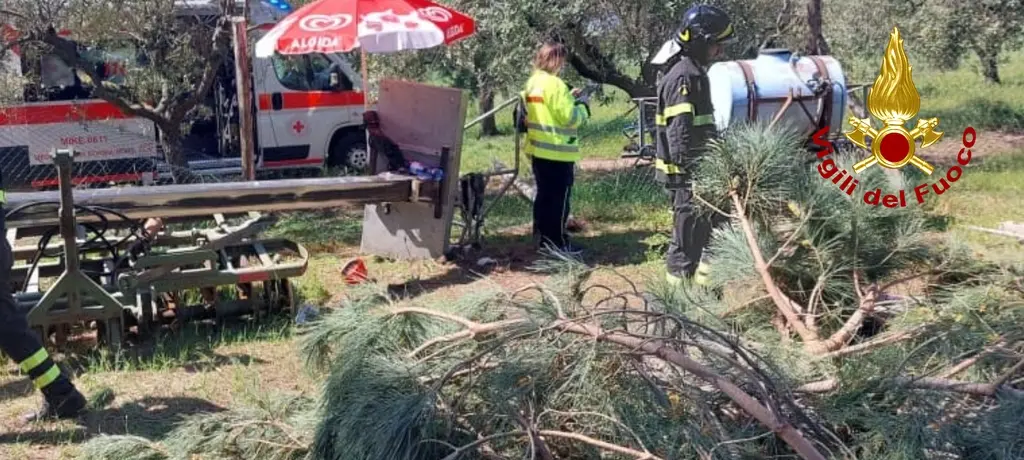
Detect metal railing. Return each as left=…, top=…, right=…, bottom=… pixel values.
left=449, top=96, right=523, bottom=254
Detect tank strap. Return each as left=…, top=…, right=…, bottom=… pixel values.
left=807, top=56, right=833, bottom=132
left=736, top=61, right=758, bottom=121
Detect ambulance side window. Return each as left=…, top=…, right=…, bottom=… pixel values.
left=271, top=53, right=351, bottom=92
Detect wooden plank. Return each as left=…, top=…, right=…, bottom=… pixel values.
left=362, top=80, right=468, bottom=259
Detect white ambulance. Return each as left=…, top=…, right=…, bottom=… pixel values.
left=0, top=0, right=368, bottom=190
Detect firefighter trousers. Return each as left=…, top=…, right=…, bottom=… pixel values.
left=531, top=156, right=575, bottom=249
left=666, top=185, right=721, bottom=278
left=0, top=207, right=76, bottom=399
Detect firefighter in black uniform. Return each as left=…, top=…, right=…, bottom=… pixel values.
left=1, top=180, right=88, bottom=421
left=650, top=5, right=735, bottom=286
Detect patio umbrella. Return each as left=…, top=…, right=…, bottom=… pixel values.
left=254, top=0, right=476, bottom=107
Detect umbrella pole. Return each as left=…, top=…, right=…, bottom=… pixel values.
left=361, top=47, right=373, bottom=171
left=361, top=48, right=370, bottom=109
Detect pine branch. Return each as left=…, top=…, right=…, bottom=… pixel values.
left=517, top=415, right=555, bottom=460
left=440, top=431, right=529, bottom=460
left=729, top=191, right=819, bottom=345
left=816, top=325, right=928, bottom=360
left=796, top=376, right=1024, bottom=398
left=938, top=340, right=1007, bottom=379
left=537, top=430, right=662, bottom=459
left=991, top=357, right=1024, bottom=388
left=813, top=272, right=879, bottom=353
left=556, top=322, right=827, bottom=460
left=719, top=295, right=771, bottom=318
left=389, top=306, right=829, bottom=459
left=766, top=209, right=813, bottom=268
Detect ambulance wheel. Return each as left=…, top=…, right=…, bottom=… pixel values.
left=328, top=131, right=370, bottom=172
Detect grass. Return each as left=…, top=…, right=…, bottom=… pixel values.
left=935, top=150, right=1024, bottom=263
left=2, top=51, right=1023, bottom=460
left=847, top=50, right=1024, bottom=134
left=459, top=91, right=637, bottom=173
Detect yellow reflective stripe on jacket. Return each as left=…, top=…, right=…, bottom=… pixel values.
left=529, top=139, right=579, bottom=153
left=655, top=159, right=681, bottom=174
left=0, top=189, right=5, bottom=205
left=525, top=122, right=577, bottom=136
left=664, top=102, right=694, bottom=118
left=656, top=112, right=715, bottom=126
left=523, top=70, right=588, bottom=162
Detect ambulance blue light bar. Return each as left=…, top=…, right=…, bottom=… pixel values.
left=263, top=0, right=292, bottom=12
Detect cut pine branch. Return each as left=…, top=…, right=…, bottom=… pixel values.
left=391, top=306, right=828, bottom=460
left=796, top=376, right=1024, bottom=398
left=729, top=192, right=819, bottom=345
left=728, top=191, right=896, bottom=356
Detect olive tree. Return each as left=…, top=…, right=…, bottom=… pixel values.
left=1, top=0, right=233, bottom=175
left=373, top=0, right=538, bottom=136
left=914, top=0, right=1024, bottom=83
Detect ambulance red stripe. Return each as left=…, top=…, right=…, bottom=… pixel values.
left=0, top=101, right=132, bottom=126
left=256, top=91, right=365, bottom=111
left=264, top=158, right=322, bottom=167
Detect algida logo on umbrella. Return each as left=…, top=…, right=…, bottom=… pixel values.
left=812, top=26, right=977, bottom=208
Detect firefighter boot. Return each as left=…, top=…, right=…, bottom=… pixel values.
left=693, top=262, right=711, bottom=286
left=666, top=261, right=711, bottom=287
left=22, top=379, right=87, bottom=423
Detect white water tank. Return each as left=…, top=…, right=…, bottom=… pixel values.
left=708, top=49, right=847, bottom=138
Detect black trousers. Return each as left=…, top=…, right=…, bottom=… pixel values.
left=666, top=185, right=719, bottom=278
left=0, top=206, right=74, bottom=398
left=531, top=156, right=575, bottom=248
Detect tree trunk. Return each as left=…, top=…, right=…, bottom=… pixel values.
left=157, top=128, right=193, bottom=183
left=980, top=50, right=1001, bottom=84
left=478, top=85, right=499, bottom=137
left=805, top=0, right=830, bottom=55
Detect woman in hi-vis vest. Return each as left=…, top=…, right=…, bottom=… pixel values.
left=521, top=41, right=591, bottom=255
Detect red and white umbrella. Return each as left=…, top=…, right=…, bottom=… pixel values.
left=253, top=0, right=476, bottom=58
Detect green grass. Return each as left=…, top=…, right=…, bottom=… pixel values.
left=935, top=150, right=1024, bottom=262
left=483, top=168, right=669, bottom=230
left=848, top=50, right=1024, bottom=134
left=79, top=316, right=294, bottom=374
left=459, top=91, right=636, bottom=173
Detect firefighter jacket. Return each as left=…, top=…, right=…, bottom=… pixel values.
left=521, top=70, right=591, bottom=163
left=655, top=56, right=717, bottom=188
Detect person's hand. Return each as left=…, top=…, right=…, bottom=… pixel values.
left=571, top=87, right=583, bottom=98
left=143, top=218, right=164, bottom=240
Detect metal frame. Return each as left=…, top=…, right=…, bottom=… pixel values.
left=21, top=151, right=126, bottom=348
left=621, top=97, right=659, bottom=166
left=8, top=149, right=313, bottom=348
left=449, top=96, right=522, bottom=254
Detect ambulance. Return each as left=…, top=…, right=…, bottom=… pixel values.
left=0, top=0, right=368, bottom=190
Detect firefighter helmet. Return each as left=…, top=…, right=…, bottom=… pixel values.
left=651, top=5, right=735, bottom=65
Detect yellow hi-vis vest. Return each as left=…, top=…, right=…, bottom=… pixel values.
left=521, top=70, right=590, bottom=162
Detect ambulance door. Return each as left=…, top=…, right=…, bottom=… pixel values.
left=252, top=52, right=280, bottom=167
left=254, top=52, right=363, bottom=169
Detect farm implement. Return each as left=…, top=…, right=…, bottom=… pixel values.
left=5, top=147, right=447, bottom=350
